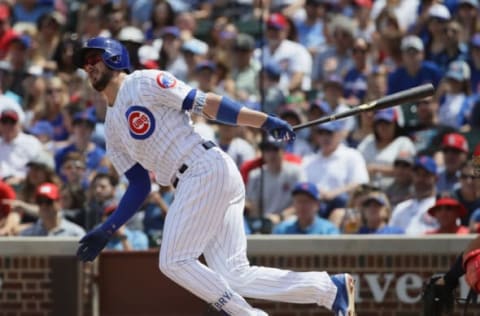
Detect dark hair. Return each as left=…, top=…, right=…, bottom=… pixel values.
left=92, top=172, right=119, bottom=188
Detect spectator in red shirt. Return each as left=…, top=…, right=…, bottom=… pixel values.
left=426, top=197, right=470, bottom=234
left=0, top=179, right=19, bottom=235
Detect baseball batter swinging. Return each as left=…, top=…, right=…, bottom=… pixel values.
left=75, top=37, right=355, bottom=316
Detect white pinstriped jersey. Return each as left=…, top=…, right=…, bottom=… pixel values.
left=105, top=70, right=205, bottom=185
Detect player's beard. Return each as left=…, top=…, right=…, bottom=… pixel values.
left=92, top=69, right=114, bottom=92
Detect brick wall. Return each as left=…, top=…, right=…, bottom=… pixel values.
left=0, top=257, right=52, bottom=316
left=1, top=236, right=478, bottom=316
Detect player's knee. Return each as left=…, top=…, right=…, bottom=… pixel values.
left=158, top=256, right=191, bottom=278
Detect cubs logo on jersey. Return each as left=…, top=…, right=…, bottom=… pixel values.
left=125, top=106, right=155, bottom=139
left=156, top=72, right=177, bottom=89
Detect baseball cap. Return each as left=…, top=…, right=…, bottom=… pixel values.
left=161, top=26, right=180, bottom=38
left=0, top=109, right=19, bottom=122
left=118, top=26, right=145, bottom=44
left=362, top=191, right=390, bottom=208
left=259, top=135, right=285, bottom=151
left=471, top=33, right=480, bottom=48
left=234, top=33, right=255, bottom=51
left=292, top=182, right=320, bottom=201
left=29, top=120, right=54, bottom=139
left=354, top=0, right=372, bottom=8
left=195, top=60, right=216, bottom=72
left=441, top=132, right=469, bottom=153
left=27, top=150, right=55, bottom=170
left=263, top=62, right=282, bottom=80
left=428, top=3, right=451, bottom=21
left=445, top=60, right=471, bottom=81
left=35, top=182, right=60, bottom=201
left=315, top=120, right=344, bottom=133
left=459, top=0, right=479, bottom=8
left=266, top=13, right=288, bottom=30
left=279, top=106, right=302, bottom=123
left=309, top=99, right=331, bottom=114
left=181, top=38, right=208, bottom=55
left=427, top=197, right=467, bottom=218
left=374, top=108, right=397, bottom=123
left=324, top=74, right=344, bottom=88
left=73, top=110, right=96, bottom=126
left=9, top=34, right=31, bottom=49
left=401, top=35, right=424, bottom=52
left=413, top=155, right=437, bottom=174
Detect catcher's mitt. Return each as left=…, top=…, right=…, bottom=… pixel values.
left=422, top=274, right=455, bottom=316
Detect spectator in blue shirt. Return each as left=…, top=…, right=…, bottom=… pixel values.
left=273, top=182, right=340, bottom=235
left=387, top=35, right=443, bottom=95
left=357, top=191, right=405, bottom=234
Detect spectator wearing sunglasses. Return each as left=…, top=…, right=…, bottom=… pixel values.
left=452, top=160, right=480, bottom=225
left=19, top=182, right=85, bottom=237
left=425, top=196, right=469, bottom=234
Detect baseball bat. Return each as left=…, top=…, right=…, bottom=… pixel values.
left=292, top=83, right=435, bottom=131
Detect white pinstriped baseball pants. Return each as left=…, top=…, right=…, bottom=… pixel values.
left=159, top=148, right=337, bottom=315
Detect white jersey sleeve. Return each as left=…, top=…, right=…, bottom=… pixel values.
left=134, top=70, right=195, bottom=112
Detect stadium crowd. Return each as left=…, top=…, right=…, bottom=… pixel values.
left=2, top=0, right=480, bottom=249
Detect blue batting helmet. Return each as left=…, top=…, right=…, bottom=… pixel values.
left=74, top=37, right=131, bottom=72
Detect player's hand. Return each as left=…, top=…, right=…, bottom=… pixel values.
left=77, top=227, right=111, bottom=262
left=464, top=249, right=480, bottom=292
left=261, top=115, right=296, bottom=142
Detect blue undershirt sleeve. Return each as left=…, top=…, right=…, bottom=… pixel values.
left=100, top=163, right=151, bottom=235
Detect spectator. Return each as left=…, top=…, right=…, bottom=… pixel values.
left=389, top=155, right=438, bottom=235
left=302, top=121, right=369, bottom=218
left=468, top=33, right=480, bottom=96
left=61, top=182, right=87, bottom=229
left=343, top=37, right=371, bottom=106
left=404, top=96, right=456, bottom=156
left=59, top=151, right=89, bottom=190
left=436, top=20, right=469, bottom=72
left=423, top=3, right=451, bottom=68
left=158, top=26, right=188, bottom=81
left=35, top=76, right=70, bottom=141
left=387, top=35, right=443, bottom=95
left=0, top=179, right=19, bottom=235
left=246, top=137, right=305, bottom=226
left=144, top=1, right=176, bottom=42
left=294, top=0, right=326, bottom=56
left=385, top=151, right=415, bottom=208
left=216, top=123, right=255, bottom=169
left=312, top=14, right=354, bottom=87
left=437, top=133, right=469, bottom=194
left=12, top=0, right=53, bottom=24
left=322, top=74, right=356, bottom=133
left=357, top=191, right=405, bottom=234
left=273, top=182, right=340, bottom=235
left=260, top=62, right=286, bottom=115
left=28, top=120, right=55, bottom=152
left=85, top=172, right=119, bottom=231
left=20, top=182, right=85, bottom=237
left=34, top=11, right=65, bottom=71
left=181, top=38, right=208, bottom=83
left=262, top=12, right=312, bottom=93
left=6, top=34, right=34, bottom=98
left=278, top=106, right=313, bottom=157
left=455, top=0, right=480, bottom=45
left=437, top=60, right=473, bottom=129
left=102, top=204, right=149, bottom=251
left=352, top=0, right=375, bottom=41
left=0, top=108, right=43, bottom=187
left=357, top=108, right=416, bottom=189
left=117, top=26, right=145, bottom=71
left=452, top=160, right=480, bottom=225
left=0, top=4, right=18, bottom=60
left=54, top=109, right=108, bottom=180
left=370, top=0, right=419, bottom=33
left=231, top=33, right=260, bottom=103
left=426, top=196, right=469, bottom=234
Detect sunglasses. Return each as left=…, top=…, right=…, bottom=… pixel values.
left=36, top=197, right=55, bottom=205
left=83, top=54, right=103, bottom=68
left=0, top=117, right=17, bottom=125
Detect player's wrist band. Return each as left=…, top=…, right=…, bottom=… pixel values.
left=216, top=96, right=244, bottom=125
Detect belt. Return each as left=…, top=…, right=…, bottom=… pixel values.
left=172, top=141, right=216, bottom=188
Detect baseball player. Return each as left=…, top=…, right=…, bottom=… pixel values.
left=74, top=37, right=355, bottom=316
